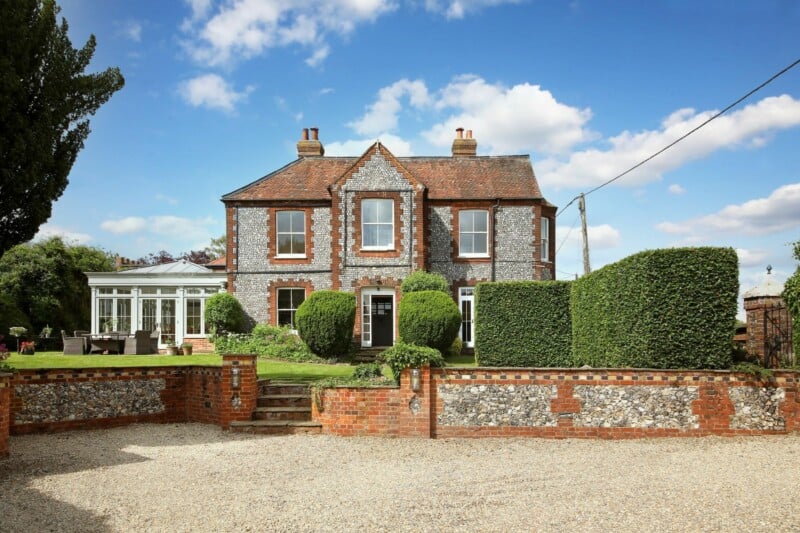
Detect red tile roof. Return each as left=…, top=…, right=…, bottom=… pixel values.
left=223, top=144, right=546, bottom=202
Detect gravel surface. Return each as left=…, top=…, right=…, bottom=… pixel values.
left=2, top=424, right=800, bottom=532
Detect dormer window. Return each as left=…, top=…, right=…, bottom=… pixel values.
left=361, top=199, right=394, bottom=250
left=276, top=210, right=306, bottom=258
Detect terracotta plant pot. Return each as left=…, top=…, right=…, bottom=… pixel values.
left=166, top=346, right=179, bottom=355
left=182, top=346, right=193, bottom=355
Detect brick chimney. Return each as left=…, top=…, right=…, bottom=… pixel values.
left=452, top=127, right=477, bottom=157
left=297, top=126, right=325, bottom=157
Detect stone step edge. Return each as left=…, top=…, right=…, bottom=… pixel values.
left=260, top=394, right=311, bottom=400
left=230, top=420, right=322, bottom=428
left=254, top=406, right=311, bottom=413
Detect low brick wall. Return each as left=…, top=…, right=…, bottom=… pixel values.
left=313, top=367, right=800, bottom=439
left=2, top=355, right=257, bottom=440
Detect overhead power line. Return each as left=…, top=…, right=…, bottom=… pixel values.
left=557, top=57, right=800, bottom=217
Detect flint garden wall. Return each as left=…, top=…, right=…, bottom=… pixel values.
left=313, top=367, right=800, bottom=439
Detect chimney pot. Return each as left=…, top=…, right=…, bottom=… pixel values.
left=310, top=127, right=319, bottom=140
left=297, top=126, right=324, bottom=157
left=456, top=127, right=464, bottom=139
left=301, top=128, right=309, bottom=140
left=452, top=128, right=477, bottom=157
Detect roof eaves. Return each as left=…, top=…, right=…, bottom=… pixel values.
left=221, top=158, right=303, bottom=201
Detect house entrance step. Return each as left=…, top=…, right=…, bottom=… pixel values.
left=230, top=380, right=319, bottom=435
left=353, top=348, right=384, bottom=363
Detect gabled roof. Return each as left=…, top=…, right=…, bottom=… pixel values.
left=118, top=260, right=214, bottom=275
left=222, top=143, right=544, bottom=202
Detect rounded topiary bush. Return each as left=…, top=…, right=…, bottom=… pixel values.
left=295, top=290, right=356, bottom=358
left=400, top=270, right=449, bottom=294
left=204, top=293, right=246, bottom=337
left=399, top=290, right=461, bottom=353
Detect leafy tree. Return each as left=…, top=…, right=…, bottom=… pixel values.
left=180, top=249, right=213, bottom=264
left=204, top=293, right=246, bottom=337
left=0, top=237, right=114, bottom=335
left=137, top=250, right=175, bottom=265
left=0, top=0, right=125, bottom=258
left=206, top=235, right=226, bottom=260
left=782, top=240, right=800, bottom=355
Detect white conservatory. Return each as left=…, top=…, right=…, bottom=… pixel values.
left=85, top=260, right=227, bottom=349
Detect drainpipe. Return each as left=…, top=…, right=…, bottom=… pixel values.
left=491, top=198, right=500, bottom=281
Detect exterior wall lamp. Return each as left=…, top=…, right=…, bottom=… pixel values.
left=410, top=368, right=421, bottom=391
left=231, top=366, right=241, bottom=389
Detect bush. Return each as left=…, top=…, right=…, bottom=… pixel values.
left=398, top=290, right=461, bottom=353
left=401, top=270, right=449, bottom=294
left=352, top=362, right=383, bottom=380
left=295, top=291, right=356, bottom=358
left=382, top=341, right=444, bottom=384
left=571, top=247, right=738, bottom=369
left=204, top=293, right=246, bottom=337
left=214, top=325, right=322, bottom=363
left=0, top=294, right=32, bottom=342
left=447, top=336, right=463, bottom=357
left=475, top=281, right=572, bottom=367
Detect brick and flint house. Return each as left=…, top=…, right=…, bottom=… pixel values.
left=221, top=127, right=556, bottom=349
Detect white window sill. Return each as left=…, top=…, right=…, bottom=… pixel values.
left=361, top=247, right=395, bottom=252
left=274, top=255, right=307, bottom=259
left=459, top=254, right=490, bottom=259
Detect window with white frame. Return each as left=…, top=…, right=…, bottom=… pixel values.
left=361, top=198, right=394, bottom=249
left=541, top=217, right=550, bottom=262
left=277, top=288, right=306, bottom=329
left=276, top=210, right=306, bottom=257
left=459, top=210, right=489, bottom=257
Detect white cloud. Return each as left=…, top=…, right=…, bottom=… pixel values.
left=424, top=0, right=521, bottom=19
left=120, top=20, right=142, bottom=42
left=656, top=182, right=800, bottom=238
left=736, top=248, right=770, bottom=268
left=155, top=193, right=178, bottom=205
left=348, top=75, right=592, bottom=154
left=557, top=223, right=621, bottom=251
left=101, top=217, right=147, bottom=234
left=348, top=79, right=431, bottom=136
left=182, top=0, right=396, bottom=67
left=101, top=215, right=218, bottom=242
left=325, top=133, right=414, bottom=156
left=422, top=75, right=593, bottom=155
left=538, top=95, right=800, bottom=190
left=178, top=74, right=254, bottom=112
left=33, top=224, right=93, bottom=245
left=668, top=183, right=686, bottom=195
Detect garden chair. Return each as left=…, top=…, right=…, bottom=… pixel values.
left=124, top=330, right=152, bottom=355
left=62, top=330, right=87, bottom=355
left=149, top=328, right=161, bottom=353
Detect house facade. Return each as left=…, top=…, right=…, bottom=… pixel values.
left=222, top=127, right=556, bottom=349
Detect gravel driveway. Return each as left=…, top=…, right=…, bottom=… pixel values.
left=1, top=424, right=799, bottom=532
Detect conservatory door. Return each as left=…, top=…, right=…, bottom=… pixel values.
left=459, top=287, right=475, bottom=348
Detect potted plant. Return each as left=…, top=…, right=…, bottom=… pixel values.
left=102, top=318, right=116, bottom=333
left=165, top=340, right=179, bottom=355
left=40, top=324, right=52, bottom=338
left=20, top=340, right=35, bottom=355
left=9, top=326, right=27, bottom=353
left=181, top=342, right=193, bottom=356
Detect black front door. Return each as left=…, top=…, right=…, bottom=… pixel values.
left=371, top=295, right=394, bottom=347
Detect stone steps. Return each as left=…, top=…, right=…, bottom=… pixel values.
left=230, top=381, right=321, bottom=435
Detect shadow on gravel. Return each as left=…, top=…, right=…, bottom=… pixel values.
left=0, top=423, right=270, bottom=532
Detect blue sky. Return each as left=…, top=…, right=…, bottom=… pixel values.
left=42, top=0, right=800, bottom=311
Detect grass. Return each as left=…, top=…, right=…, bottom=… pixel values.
left=3, top=351, right=355, bottom=382
left=444, top=352, right=477, bottom=366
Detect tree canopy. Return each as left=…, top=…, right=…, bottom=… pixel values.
left=0, top=0, right=124, bottom=258
left=782, top=240, right=800, bottom=355
left=0, top=236, right=114, bottom=335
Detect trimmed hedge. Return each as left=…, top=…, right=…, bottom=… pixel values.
left=398, top=290, right=461, bottom=353
left=474, top=281, right=572, bottom=367
left=295, top=290, right=356, bottom=358
left=571, top=247, right=738, bottom=369
left=400, top=270, right=449, bottom=294
left=204, top=293, right=246, bottom=336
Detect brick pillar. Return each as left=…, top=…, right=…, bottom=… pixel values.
left=0, top=372, right=11, bottom=457
left=219, top=355, right=258, bottom=429
left=551, top=383, right=582, bottom=428
left=693, top=384, right=735, bottom=432
left=397, top=366, right=433, bottom=438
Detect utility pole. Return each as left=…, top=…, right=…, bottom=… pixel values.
left=579, top=193, right=591, bottom=275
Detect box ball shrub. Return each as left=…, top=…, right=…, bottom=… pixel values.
left=399, top=290, right=461, bottom=353
left=295, top=290, right=356, bottom=358
left=204, top=293, right=246, bottom=336
left=400, top=270, right=449, bottom=294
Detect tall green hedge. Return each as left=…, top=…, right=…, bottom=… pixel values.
left=571, top=247, right=738, bottom=369
left=474, top=281, right=572, bottom=367
left=295, top=291, right=356, bottom=358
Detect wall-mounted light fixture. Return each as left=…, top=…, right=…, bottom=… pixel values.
left=231, top=366, right=241, bottom=389
left=410, top=368, right=421, bottom=391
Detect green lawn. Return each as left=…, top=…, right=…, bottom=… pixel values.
left=3, top=351, right=355, bottom=382
left=3, top=349, right=472, bottom=382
